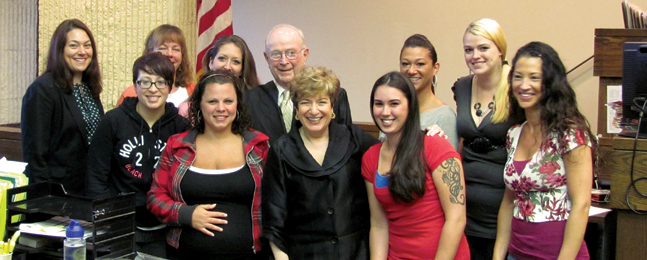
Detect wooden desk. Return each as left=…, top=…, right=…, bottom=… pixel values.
left=608, top=137, right=647, bottom=210
left=607, top=137, right=647, bottom=259
left=0, top=125, right=21, bottom=161
left=354, top=122, right=379, bottom=139
left=585, top=203, right=615, bottom=260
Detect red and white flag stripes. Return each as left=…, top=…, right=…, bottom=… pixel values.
left=196, top=0, right=233, bottom=78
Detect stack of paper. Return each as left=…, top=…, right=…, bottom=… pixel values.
left=0, top=157, right=28, bottom=241
left=18, top=216, right=105, bottom=239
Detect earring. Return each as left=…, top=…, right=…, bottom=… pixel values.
left=235, top=110, right=239, bottom=122
left=331, top=112, right=336, bottom=119
left=196, top=110, right=203, bottom=126
left=295, top=114, right=300, bottom=121
left=432, top=75, right=437, bottom=88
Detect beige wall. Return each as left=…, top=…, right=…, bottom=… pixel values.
left=38, top=0, right=197, bottom=111
left=14, top=0, right=647, bottom=134
left=232, top=0, right=647, bottom=135
left=1, top=0, right=37, bottom=125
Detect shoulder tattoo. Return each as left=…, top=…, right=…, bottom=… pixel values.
left=440, top=157, right=465, bottom=205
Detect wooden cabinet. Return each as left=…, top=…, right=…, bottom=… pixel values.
left=608, top=137, right=647, bottom=210
left=0, top=126, right=21, bottom=161
left=606, top=137, right=647, bottom=259
left=594, top=29, right=647, bottom=137
left=595, top=29, right=647, bottom=260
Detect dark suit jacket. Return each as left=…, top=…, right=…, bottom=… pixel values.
left=244, top=81, right=353, bottom=144
left=21, top=73, right=104, bottom=195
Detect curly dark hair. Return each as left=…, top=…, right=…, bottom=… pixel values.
left=188, top=69, right=251, bottom=135
left=508, top=41, right=598, bottom=161
left=370, top=71, right=426, bottom=203
left=45, top=19, right=102, bottom=98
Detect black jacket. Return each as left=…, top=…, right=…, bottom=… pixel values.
left=244, top=81, right=353, bottom=144
left=21, top=73, right=104, bottom=195
left=86, top=97, right=188, bottom=227
left=262, top=122, right=379, bottom=259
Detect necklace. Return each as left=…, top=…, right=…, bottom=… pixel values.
left=474, top=101, right=494, bottom=117
left=473, top=77, right=494, bottom=117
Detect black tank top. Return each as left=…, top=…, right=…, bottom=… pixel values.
left=179, top=164, right=255, bottom=257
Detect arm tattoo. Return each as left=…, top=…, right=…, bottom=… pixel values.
left=440, top=157, right=465, bottom=205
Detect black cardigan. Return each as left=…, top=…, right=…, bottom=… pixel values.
left=21, top=73, right=104, bottom=195
left=262, top=122, right=378, bottom=259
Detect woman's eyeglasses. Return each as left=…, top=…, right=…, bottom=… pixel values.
left=137, top=80, right=169, bottom=89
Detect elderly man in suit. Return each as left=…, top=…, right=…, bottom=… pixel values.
left=245, top=24, right=352, bottom=143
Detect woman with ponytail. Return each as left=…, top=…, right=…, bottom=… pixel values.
left=452, top=18, right=521, bottom=259
left=397, top=34, right=458, bottom=149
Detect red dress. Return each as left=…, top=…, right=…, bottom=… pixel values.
left=361, top=135, right=471, bottom=260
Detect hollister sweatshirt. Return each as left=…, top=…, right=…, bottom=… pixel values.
left=86, top=97, right=189, bottom=227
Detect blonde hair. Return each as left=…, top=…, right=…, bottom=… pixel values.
left=465, top=18, right=510, bottom=123
left=291, top=66, right=340, bottom=106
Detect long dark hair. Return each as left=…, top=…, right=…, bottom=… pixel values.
left=188, top=69, right=250, bottom=135
left=203, top=35, right=261, bottom=90
left=143, top=24, right=193, bottom=87
left=370, top=71, right=426, bottom=203
left=400, top=34, right=438, bottom=93
left=45, top=19, right=102, bottom=98
left=508, top=41, right=598, bottom=158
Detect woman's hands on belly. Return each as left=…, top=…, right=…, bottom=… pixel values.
left=192, top=204, right=228, bottom=236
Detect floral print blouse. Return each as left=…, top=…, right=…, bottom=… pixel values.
left=504, top=122, right=591, bottom=222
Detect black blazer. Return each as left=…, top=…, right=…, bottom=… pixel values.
left=21, top=73, right=104, bottom=195
left=244, top=81, right=353, bottom=143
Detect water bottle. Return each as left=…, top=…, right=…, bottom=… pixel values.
left=64, top=219, right=86, bottom=260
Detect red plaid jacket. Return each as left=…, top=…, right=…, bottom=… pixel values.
left=147, top=128, right=270, bottom=251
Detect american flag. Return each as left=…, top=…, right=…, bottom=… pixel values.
left=196, top=0, right=233, bottom=78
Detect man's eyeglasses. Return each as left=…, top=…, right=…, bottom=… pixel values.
left=268, top=48, right=305, bottom=61
left=137, top=80, right=169, bottom=89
